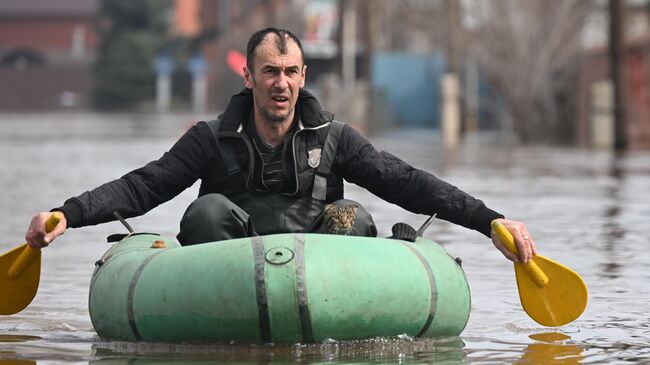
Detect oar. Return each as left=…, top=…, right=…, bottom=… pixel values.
left=491, top=220, right=588, bottom=326
left=0, top=212, right=62, bottom=315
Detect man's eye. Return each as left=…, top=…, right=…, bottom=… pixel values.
left=285, top=69, right=300, bottom=77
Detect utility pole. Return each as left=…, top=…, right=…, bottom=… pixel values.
left=446, top=0, right=462, bottom=77
left=609, top=0, right=627, bottom=151
left=442, top=0, right=463, bottom=147
left=336, top=0, right=358, bottom=127
left=341, top=0, right=357, bottom=97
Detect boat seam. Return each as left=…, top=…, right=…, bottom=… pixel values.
left=399, top=241, right=438, bottom=337
left=252, top=236, right=272, bottom=343
left=127, top=250, right=164, bottom=341
left=294, top=233, right=314, bottom=343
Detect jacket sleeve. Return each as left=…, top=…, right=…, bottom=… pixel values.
left=335, top=125, right=503, bottom=237
left=54, top=122, right=215, bottom=228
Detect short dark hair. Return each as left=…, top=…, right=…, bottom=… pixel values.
left=246, top=27, right=304, bottom=71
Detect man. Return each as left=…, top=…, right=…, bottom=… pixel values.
left=26, top=27, right=536, bottom=263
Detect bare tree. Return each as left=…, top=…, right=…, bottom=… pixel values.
left=390, top=1, right=452, bottom=53
left=466, top=0, right=595, bottom=143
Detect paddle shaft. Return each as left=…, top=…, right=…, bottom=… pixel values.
left=491, top=220, right=549, bottom=288
left=7, top=213, right=62, bottom=278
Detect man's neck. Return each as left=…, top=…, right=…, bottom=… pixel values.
left=253, top=111, right=296, bottom=147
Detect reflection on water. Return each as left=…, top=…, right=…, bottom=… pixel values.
left=0, top=335, right=41, bottom=343
left=600, top=155, right=625, bottom=280
left=1, top=113, right=650, bottom=364
left=90, top=337, right=466, bottom=364
left=516, top=332, right=583, bottom=364
left=0, top=335, right=39, bottom=363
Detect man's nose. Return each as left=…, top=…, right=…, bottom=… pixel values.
left=274, top=72, right=289, bottom=89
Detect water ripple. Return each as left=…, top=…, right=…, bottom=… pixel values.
left=1, top=114, right=649, bottom=364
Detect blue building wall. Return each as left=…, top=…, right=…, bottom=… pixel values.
left=371, top=52, right=502, bottom=130
left=371, top=52, right=446, bottom=128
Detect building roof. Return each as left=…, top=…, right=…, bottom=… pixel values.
left=0, top=0, right=98, bottom=18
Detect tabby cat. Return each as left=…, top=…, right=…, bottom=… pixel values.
left=321, top=204, right=358, bottom=235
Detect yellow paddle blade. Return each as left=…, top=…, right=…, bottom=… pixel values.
left=0, top=212, right=62, bottom=315
left=515, top=255, right=588, bottom=326
left=0, top=244, right=41, bottom=315
left=491, top=220, right=588, bottom=326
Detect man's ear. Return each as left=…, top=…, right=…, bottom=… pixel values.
left=300, top=65, right=307, bottom=88
left=244, top=66, right=253, bottom=88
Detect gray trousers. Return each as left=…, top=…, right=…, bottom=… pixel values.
left=177, top=193, right=377, bottom=246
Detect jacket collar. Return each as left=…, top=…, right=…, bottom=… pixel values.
left=218, top=88, right=334, bottom=133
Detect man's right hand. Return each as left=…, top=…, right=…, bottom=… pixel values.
left=25, top=212, right=67, bottom=249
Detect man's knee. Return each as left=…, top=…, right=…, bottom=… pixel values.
left=178, top=193, right=254, bottom=245
left=182, top=193, right=236, bottom=223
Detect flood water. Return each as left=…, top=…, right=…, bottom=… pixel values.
left=1, top=112, right=649, bottom=364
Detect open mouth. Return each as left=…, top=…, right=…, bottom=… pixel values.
left=271, top=95, right=289, bottom=105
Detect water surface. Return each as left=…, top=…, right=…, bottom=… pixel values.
left=1, top=112, right=649, bottom=364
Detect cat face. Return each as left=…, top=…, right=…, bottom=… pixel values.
left=323, top=204, right=358, bottom=235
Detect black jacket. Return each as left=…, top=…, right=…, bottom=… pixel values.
left=56, top=89, right=502, bottom=237
left=206, top=88, right=343, bottom=201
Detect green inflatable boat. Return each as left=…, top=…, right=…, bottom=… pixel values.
left=88, top=232, right=470, bottom=343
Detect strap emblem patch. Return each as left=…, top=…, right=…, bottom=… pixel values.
left=307, top=148, right=322, bottom=168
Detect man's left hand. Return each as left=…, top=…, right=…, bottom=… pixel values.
left=490, top=218, right=538, bottom=263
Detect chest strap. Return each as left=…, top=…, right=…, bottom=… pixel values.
left=207, top=119, right=246, bottom=189
left=208, top=118, right=343, bottom=200
left=312, top=120, right=344, bottom=201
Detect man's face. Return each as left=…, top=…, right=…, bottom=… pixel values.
left=244, top=34, right=306, bottom=125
